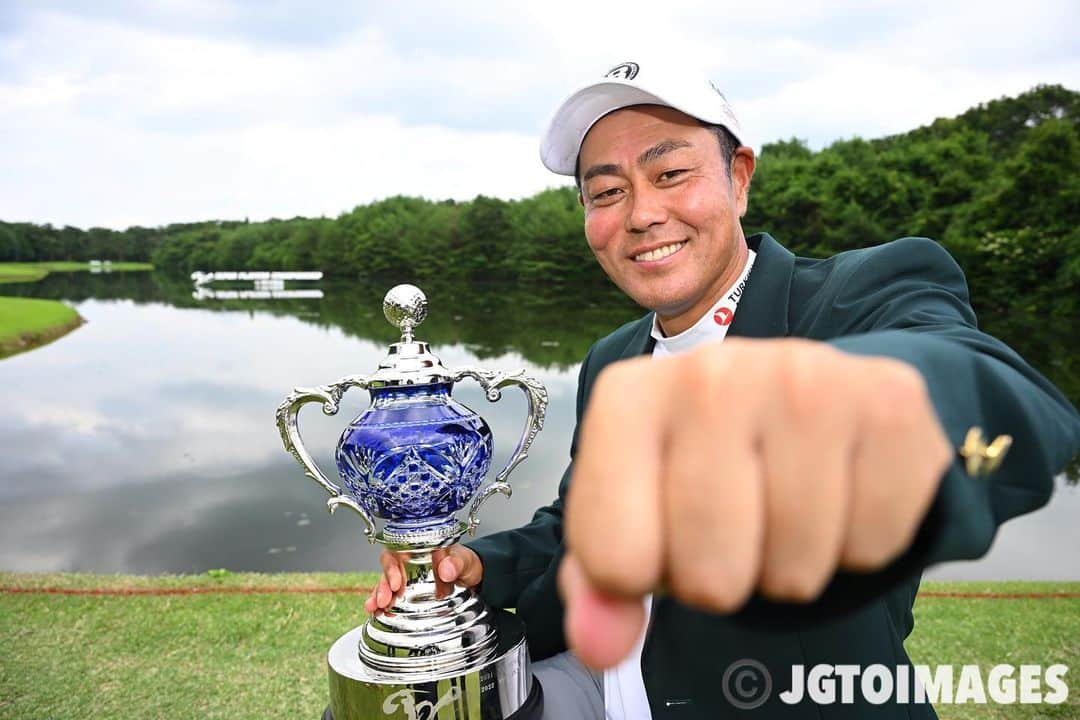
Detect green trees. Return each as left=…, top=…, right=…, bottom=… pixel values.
left=504, top=187, right=599, bottom=289
left=2, top=85, right=1076, bottom=318
left=739, top=84, right=1078, bottom=318
left=943, top=117, right=1080, bottom=317
left=0, top=221, right=207, bottom=265
left=457, top=195, right=513, bottom=281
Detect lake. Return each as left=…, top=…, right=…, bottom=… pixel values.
left=1, top=271, right=1077, bottom=580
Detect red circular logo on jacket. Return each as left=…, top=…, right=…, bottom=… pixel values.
left=714, top=307, right=734, bottom=326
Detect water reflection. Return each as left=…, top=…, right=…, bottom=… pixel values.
left=0, top=271, right=1076, bottom=579
left=0, top=278, right=592, bottom=574
left=192, top=287, right=325, bottom=300
left=191, top=270, right=325, bottom=300
left=5, top=270, right=646, bottom=370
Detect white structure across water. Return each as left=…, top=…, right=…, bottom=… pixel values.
left=190, top=270, right=324, bottom=300
left=190, top=270, right=323, bottom=285
left=192, top=287, right=324, bottom=300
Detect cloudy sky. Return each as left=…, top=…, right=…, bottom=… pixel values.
left=2, top=0, right=1077, bottom=230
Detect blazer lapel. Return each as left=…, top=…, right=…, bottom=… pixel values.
left=620, top=312, right=655, bottom=358
left=728, top=232, right=794, bottom=340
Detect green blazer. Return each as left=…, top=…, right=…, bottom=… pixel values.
left=467, top=233, right=1080, bottom=719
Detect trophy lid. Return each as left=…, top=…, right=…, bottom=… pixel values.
left=368, top=284, right=454, bottom=388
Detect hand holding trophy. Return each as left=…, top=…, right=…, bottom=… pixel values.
left=276, top=284, right=547, bottom=720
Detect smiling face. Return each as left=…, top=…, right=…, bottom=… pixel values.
left=578, top=105, right=755, bottom=336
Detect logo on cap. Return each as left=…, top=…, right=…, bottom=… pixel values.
left=605, top=62, right=639, bottom=80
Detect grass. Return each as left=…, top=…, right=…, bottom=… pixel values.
left=0, top=264, right=49, bottom=283
left=907, top=581, right=1078, bottom=718
left=0, top=260, right=151, bottom=357
left=0, top=261, right=153, bottom=284
left=0, top=296, right=84, bottom=358
left=0, top=574, right=1075, bottom=719
left=0, top=572, right=380, bottom=720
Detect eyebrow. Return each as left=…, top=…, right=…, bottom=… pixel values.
left=581, top=163, right=620, bottom=183
left=580, top=139, right=694, bottom=184
left=637, top=139, right=692, bottom=166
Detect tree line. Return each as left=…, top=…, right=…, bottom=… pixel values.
left=2, top=84, right=1076, bottom=318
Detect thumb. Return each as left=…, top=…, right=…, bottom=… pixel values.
left=449, top=545, right=484, bottom=587
left=559, top=551, right=646, bottom=670
left=433, top=545, right=483, bottom=592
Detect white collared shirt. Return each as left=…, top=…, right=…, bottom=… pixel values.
left=650, top=248, right=757, bottom=357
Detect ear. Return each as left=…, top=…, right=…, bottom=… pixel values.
left=731, top=147, right=756, bottom=217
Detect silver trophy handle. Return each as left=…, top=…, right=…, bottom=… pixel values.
left=451, top=367, right=549, bottom=534
left=275, top=374, right=378, bottom=542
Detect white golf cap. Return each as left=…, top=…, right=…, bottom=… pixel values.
left=540, top=60, right=744, bottom=177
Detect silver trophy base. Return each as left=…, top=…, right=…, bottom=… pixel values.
left=327, top=609, right=542, bottom=720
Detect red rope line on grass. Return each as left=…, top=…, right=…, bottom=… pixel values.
left=917, top=591, right=1080, bottom=599
left=0, top=586, right=374, bottom=596
left=1, top=587, right=1077, bottom=598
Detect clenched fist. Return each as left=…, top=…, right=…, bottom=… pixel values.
left=560, top=338, right=953, bottom=668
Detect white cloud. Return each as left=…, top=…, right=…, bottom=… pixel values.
left=2, top=106, right=555, bottom=228
left=0, top=1, right=1077, bottom=229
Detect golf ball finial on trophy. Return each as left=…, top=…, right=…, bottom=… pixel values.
left=276, top=284, right=547, bottom=720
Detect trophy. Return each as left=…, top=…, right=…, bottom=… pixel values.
left=276, top=284, right=547, bottom=720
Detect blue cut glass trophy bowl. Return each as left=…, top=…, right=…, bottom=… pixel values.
left=335, top=383, right=493, bottom=544
left=275, top=284, right=547, bottom=720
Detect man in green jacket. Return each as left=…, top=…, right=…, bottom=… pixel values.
left=366, top=61, right=1080, bottom=718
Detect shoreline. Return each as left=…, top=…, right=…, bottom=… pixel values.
left=0, top=302, right=85, bottom=359
left=0, top=260, right=154, bottom=284
left=0, top=261, right=151, bottom=359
